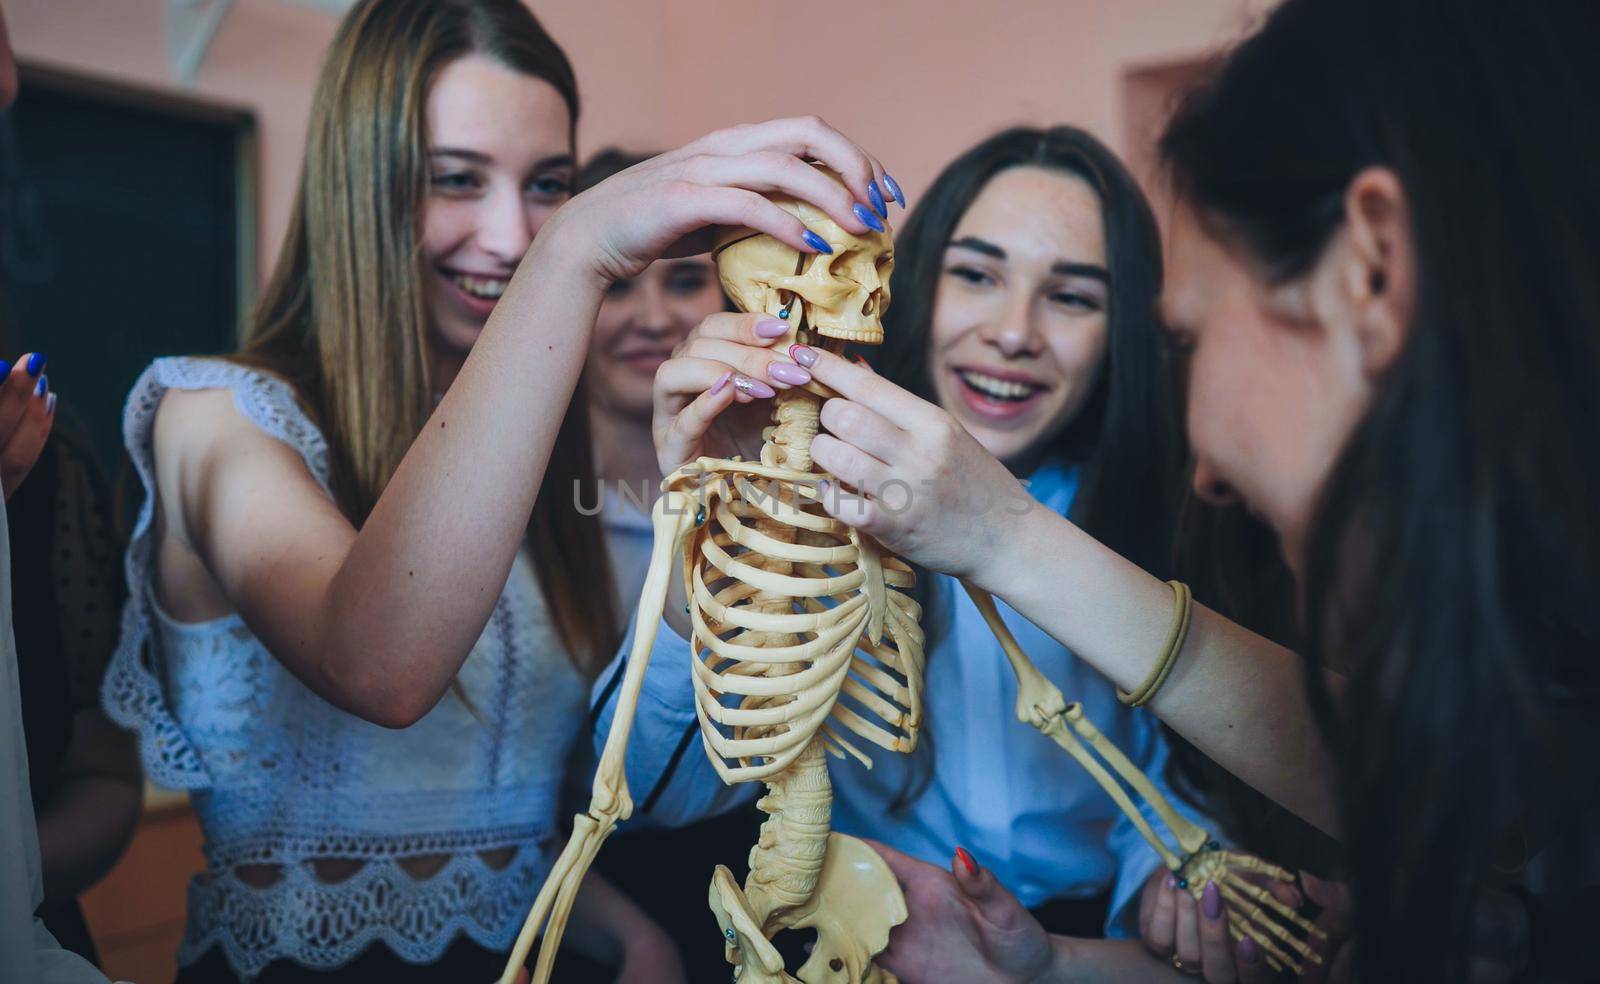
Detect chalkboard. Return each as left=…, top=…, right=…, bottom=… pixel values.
left=0, top=65, right=257, bottom=478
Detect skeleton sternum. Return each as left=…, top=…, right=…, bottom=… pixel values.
left=743, top=386, right=831, bottom=930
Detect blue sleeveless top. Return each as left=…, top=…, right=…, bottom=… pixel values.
left=103, top=357, right=588, bottom=977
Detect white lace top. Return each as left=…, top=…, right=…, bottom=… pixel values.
left=102, top=357, right=589, bottom=978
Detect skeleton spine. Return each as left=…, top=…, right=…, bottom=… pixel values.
left=743, top=386, right=833, bottom=931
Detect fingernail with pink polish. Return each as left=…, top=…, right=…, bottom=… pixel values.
left=732, top=374, right=775, bottom=399
left=1202, top=881, right=1222, bottom=921
left=755, top=318, right=789, bottom=338
left=788, top=344, right=818, bottom=369
left=710, top=371, right=732, bottom=395
left=1166, top=874, right=1178, bottom=890
left=768, top=362, right=811, bottom=386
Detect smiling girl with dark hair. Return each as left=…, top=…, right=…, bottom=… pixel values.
left=606, top=125, right=1247, bottom=966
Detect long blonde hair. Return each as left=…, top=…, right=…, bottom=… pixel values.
left=236, top=0, right=618, bottom=674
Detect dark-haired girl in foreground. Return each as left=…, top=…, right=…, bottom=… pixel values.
left=608, top=125, right=1272, bottom=965
left=676, top=0, right=1597, bottom=979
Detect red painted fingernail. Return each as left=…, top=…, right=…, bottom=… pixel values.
left=710, top=371, right=732, bottom=395
left=1202, top=881, right=1222, bottom=920
left=955, top=847, right=977, bottom=876
left=789, top=344, right=819, bottom=368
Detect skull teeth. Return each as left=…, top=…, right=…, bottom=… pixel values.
left=813, top=326, right=884, bottom=344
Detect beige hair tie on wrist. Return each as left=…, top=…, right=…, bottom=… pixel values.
left=1118, top=580, right=1192, bottom=707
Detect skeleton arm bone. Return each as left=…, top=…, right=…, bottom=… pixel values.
left=500, top=488, right=699, bottom=984
left=969, top=508, right=1342, bottom=836
left=962, top=582, right=1203, bottom=866
left=588, top=616, right=759, bottom=825
left=962, top=581, right=1325, bottom=972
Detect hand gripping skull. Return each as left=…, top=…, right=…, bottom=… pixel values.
left=715, top=167, right=894, bottom=343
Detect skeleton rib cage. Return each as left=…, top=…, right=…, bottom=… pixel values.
left=683, top=453, right=925, bottom=786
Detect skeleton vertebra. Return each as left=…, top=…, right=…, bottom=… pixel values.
left=501, top=167, right=919, bottom=984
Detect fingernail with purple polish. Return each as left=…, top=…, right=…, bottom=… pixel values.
left=852, top=203, right=886, bottom=234
left=1202, top=881, right=1222, bottom=921
left=1238, top=937, right=1259, bottom=963
left=26, top=353, right=46, bottom=377
left=788, top=344, right=818, bottom=368
left=732, top=374, right=775, bottom=399
left=883, top=172, right=906, bottom=208
left=768, top=362, right=811, bottom=386
left=710, top=371, right=732, bottom=395
left=801, top=230, right=833, bottom=254
left=867, top=179, right=887, bottom=219
left=755, top=318, right=789, bottom=338
left=0, top=361, right=10, bottom=380
left=1166, top=874, right=1179, bottom=890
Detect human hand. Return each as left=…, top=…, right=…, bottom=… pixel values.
left=538, top=117, right=900, bottom=292
left=1297, top=872, right=1353, bottom=983
left=651, top=312, right=822, bottom=473
left=788, top=345, right=1034, bottom=582
left=1138, top=868, right=1293, bottom=983
left=870, top=840, right=1054, bottom=984
left=0, top=353, right=54, bottom=500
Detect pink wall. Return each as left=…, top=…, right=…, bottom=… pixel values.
left=6, top=0, right=1273, bottom=280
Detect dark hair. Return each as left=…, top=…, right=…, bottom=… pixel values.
left=872, top=125, right=1181, bottom=575
left=577, top=147, right=654, bottom=193
left=873, top=126, right=1183, bottom=808
left=1162, top=0, right=1600, bottom=975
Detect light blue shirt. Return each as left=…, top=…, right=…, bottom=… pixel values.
left=591, top=457, right=1212, bottom=936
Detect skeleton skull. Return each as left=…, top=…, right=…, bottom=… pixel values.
left=715, top=166, right=894, bottom=344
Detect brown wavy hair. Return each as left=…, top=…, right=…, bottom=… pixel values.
left=235, top=0, right=617, bottom=675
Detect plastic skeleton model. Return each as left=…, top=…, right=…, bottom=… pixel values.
left=500, top=168, right=1322, bottom=982
left=502, top=168, right=919, bottom=984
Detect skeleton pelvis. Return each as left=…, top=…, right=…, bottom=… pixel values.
left=710, top=832, right=906, bottom=984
